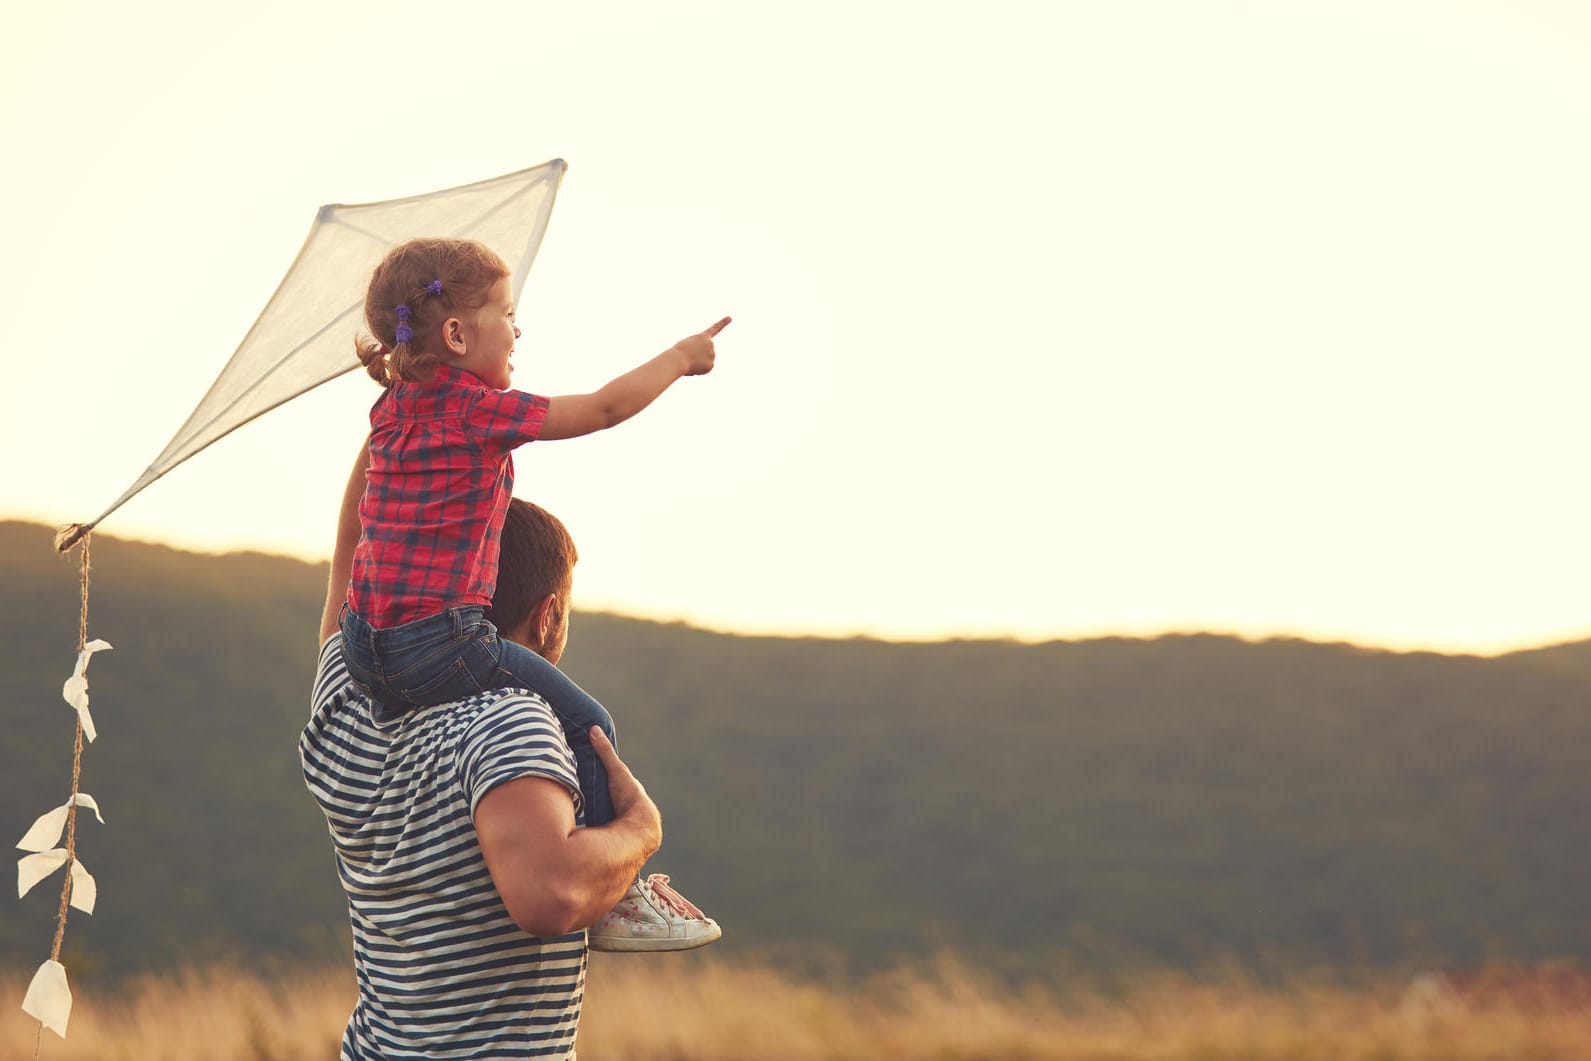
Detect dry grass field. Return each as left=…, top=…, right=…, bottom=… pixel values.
left=5, top=955, right=1590, bottom=1060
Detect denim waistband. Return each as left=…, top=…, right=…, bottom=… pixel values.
left=340, top=603, right=488, bottom=652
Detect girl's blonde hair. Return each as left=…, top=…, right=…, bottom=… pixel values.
left=356, top=238, right=511, bottom=385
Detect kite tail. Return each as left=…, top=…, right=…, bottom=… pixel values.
left=54, top=523, right=94, bottom=554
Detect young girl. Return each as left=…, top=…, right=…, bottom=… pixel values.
left=340, top=237, right=727, bottom=951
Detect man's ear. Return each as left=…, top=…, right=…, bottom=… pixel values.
left=441, top=316, right=468, bottom=357
left=530, top=592, right=562, bottom=650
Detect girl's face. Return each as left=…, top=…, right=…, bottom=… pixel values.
left=456, top=276, right=520, bottom=389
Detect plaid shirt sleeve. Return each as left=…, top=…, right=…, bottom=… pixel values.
left=466, top=388, right=550, bottom=455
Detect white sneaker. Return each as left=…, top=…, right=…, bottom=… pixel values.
left=588, top=873, right=722, bottom=952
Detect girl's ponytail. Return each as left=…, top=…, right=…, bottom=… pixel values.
left=356, top=337, right=391, bottom=386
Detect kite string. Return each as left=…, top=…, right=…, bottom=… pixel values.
left=49, top=534, right=90, bottom=964
left=54, top=522, right=93, bottom=555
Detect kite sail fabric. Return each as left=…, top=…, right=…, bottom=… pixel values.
left=56, top=158, right=567, bottom=552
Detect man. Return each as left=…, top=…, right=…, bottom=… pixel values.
left=301, top=453, right=712, bottom=1058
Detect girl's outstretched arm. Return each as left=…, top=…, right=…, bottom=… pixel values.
left=538, top=317, right=730, bottom=441
left=319, top=440, right=370, bottom=645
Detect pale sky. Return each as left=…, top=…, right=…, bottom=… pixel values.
left=2, top=1, right=1588, bottom=654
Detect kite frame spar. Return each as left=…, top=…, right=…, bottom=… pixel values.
left=56, top=158, right=567, bottom=553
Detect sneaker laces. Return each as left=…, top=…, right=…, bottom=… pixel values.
left=642, top=874, right=706, bottom=920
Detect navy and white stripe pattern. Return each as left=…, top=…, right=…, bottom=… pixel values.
left=301, top=636, right=587, bottom=1060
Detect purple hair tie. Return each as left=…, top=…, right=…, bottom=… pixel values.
left=393, top=304, right=414, bottom=344
left=427, top=279, right=443, bottom=296
left=393, top=303, right=413, bottom=343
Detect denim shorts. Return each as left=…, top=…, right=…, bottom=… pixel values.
left=337, top=602, right=618, bottom=824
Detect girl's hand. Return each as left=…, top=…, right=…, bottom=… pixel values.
left=671, top=317, right=732, bottom=376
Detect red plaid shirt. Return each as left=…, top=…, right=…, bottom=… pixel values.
left=348, top=365, right=550, bottom=628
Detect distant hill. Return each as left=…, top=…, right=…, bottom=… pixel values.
left=2, top=520, right=1588, bottom=981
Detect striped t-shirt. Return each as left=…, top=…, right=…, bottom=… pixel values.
left=300, top=635, right=587, bottom=1060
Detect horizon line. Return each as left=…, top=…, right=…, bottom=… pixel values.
left=4, top=516, right=1587, bottom=660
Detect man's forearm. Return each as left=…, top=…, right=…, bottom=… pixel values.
left=476, top=775, right=662, bottom=938
left=556, top=802, right=662, bottom=928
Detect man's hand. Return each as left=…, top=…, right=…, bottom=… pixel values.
left=671, top=317, right=732, bottom=377
left=591, top=727, right=662, bottom=852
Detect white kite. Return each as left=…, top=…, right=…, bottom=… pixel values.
left=57, top=158, right=566, bottom=551
left=32, top=160, right=568, bottom=1039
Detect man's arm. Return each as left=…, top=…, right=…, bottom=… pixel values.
left=538, top=317, right=730, bottom=441
left=475, top=728, right=662, bottom=936
left=319, top=441, right=369, bottom=645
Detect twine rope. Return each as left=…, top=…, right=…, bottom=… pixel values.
left=49, top=534, right=90, bottom=963
left=36, top=534, right=89, bottom=1057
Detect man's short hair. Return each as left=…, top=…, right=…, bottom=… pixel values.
left=486, top=499, right=578, bottom=634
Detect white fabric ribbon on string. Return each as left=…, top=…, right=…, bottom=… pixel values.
left=60, top=639, right=112, bottom=742
left=22, top=959, right=72, bottom=1038
left=17, top=850, right=97, bottom=914
left=70, top=859, right=96, bottom=914
left=17, top=794, right=104, bottom=853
